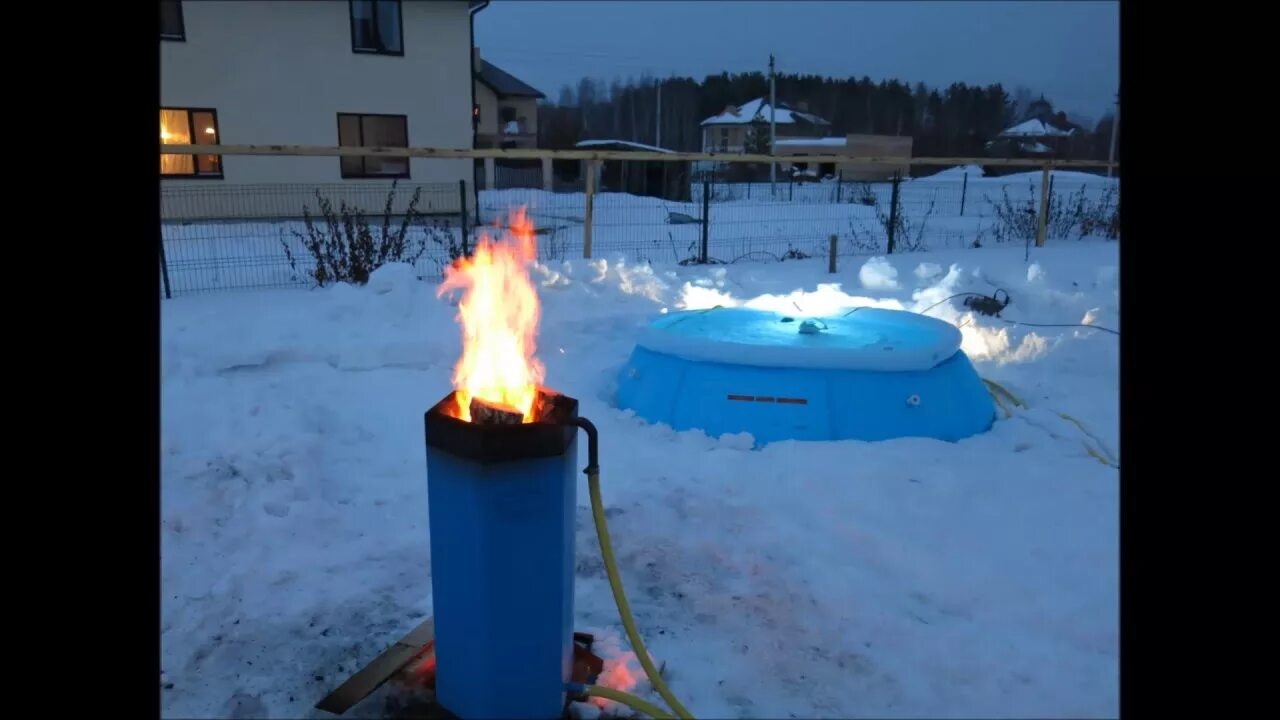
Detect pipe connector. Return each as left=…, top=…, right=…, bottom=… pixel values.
left=570, top=416, right=599, bottom=476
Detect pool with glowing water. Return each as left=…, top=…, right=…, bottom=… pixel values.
left=615, top=306, right=994, bottom=446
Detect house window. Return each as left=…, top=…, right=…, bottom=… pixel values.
left=160, top=108, right=222, bottom=178
left=337, top=113, right=409, bottom=178
left=160, top=0, right=185, bottom=41
left=350, top=0, right=403, bottom=55
left=719, top=127, right=729, bottom=151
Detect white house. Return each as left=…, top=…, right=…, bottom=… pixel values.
left=699, top=98, right=831, bottom=153
left=472, top=48, right=545, bottom=149
left=160, top=0, right=481, bottom=218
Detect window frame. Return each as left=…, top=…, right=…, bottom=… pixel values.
left=160, top=107, right=223, bottom=180
left=336, top=112, right=411, bottom=179
left=349, top=0, right=404, bottom=56
left=160, top=0, right=185, bottom=41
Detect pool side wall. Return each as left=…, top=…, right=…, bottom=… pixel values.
left=617, top=346, right=995, bottom=445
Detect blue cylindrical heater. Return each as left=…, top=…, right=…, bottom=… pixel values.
left=424, top=390, right=579, bottom=719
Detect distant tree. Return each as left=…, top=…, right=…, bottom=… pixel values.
left=538, top=70, right=1065, bottom=160
left=744, top=125, right=771, bottom=154
left=1010, top=86, right=1034, bottom=123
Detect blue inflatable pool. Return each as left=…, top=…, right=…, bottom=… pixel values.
left=616, top=307, right=994, bottom=445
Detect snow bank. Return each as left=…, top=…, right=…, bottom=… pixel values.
left=162, top=243, right=1119, bottom=718
left=859, top=256, right=901, bottom=291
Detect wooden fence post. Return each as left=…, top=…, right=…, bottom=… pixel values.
left=1035, top=163, right=1051, bottom=247
left=828, top=234, right=838, bottom=273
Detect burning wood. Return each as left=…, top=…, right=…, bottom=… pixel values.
left=469, top=396, right=525, bottom=425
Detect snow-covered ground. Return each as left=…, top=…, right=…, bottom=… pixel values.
left=161, top=241, right=1119, bottom=718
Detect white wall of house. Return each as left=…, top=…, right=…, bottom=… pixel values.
left=161, top=0, right=472, bottom=217
left=474, top=81, right=500, bottom=136
left=701, top=125, right=750, bottom=153
left=474, top=82, right=539, bottom=144
left=501, top=97, right=539, bottom=137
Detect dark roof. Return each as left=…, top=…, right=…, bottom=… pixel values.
left=476, top=60, right=545, bottom=99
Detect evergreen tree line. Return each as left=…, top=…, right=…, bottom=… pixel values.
left=538, top=71, right=1116, bottom=161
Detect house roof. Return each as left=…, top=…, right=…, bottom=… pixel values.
left=476, top=60, right=545, bottom=99
left=999, top=118, right=1075, bottom=138
left=700, top=98, right=830, bottom=127
left=575, top=139, right=675, bottom=153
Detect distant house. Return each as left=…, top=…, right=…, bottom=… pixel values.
left=986, top=95, right=1084, bottom=161
left=574, top=140, right=688, bottom=201
left=699, top=98, right=831, bottom=153
left=473, top=48, right=544, bottom=149
left=774, top=135, right=913, bottom=182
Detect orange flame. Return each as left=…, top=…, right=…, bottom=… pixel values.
left=590, top=651, right=640, bottom=709
left=438, top=208, right=545, bottom=422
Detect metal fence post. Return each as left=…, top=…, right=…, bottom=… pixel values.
left=887, top=172, right=902, bottom=254
left=836, top=170, right=843, bottom=204
left=1046, top=173, right=1056, bottom=238
left=828, top=234, right=838, bottom=273
left=159, top=227, right=172, bottom=300
left=700, top=180, right=710, bottom=264
left=1035, top=164, right=1051, bottom=247
left=458, top=179, right=469, bottom=256
left=583, top=159, right=597, bottom=259
left=959, top=171, right=968, bottom=217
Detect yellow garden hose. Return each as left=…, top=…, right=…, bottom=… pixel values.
left=571, top=416, right=694, bottom=720
left=982, top=378, right=1118, bottom=468
left=588, top=470, right=695, bottom=720
left=570, top=683, right=676, bottom=719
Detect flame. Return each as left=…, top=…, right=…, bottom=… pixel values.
left=438, top=208, right=544, bottom=422
left=590, top=651, right=640, bottom=709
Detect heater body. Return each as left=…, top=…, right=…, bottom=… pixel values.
left=425, top=395, right=579, bottom=720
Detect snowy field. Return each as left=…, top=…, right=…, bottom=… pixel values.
left=161, top=168, right=1118, bottom=296
left=161, top=240, right=1119, bottom=718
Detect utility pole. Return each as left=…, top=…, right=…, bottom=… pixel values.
left=1106, top=86, right=1119, bottom=178
left=656, top=80, right=662, bottom=148
left=769, top=53, right=777, bottom=195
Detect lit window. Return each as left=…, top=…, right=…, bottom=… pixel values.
left=160, top=108, right=221, bottom=178
left=337, top=113, right=409, bottom=178
left=350, top=1, right=403, bottom=55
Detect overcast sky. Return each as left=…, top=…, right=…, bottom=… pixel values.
left=475, top=1, right=1119, bottom=122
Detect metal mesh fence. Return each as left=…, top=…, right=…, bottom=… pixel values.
left=160, top=158, right=1119, bottom=298
left=160, top=181, right=468, bottom=297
